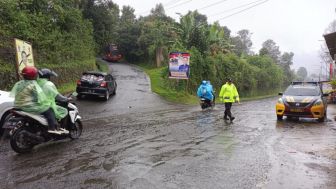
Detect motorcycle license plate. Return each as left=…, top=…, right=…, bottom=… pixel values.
left=290, top=108, right=303, bottom=112
left=2, top=120, right=17, bottom=129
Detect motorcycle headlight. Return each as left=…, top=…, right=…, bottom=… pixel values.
left=277, top=98, right=284, bottom=104
left=313, top=99, right=322, bottom=106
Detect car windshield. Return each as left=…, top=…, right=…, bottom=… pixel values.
left=81, top=74, right=104, bottom=82
left=284, top=86, right=320, bottom=96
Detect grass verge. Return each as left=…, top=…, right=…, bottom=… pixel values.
left=137, top=63, right=279, bottom=105
left=138, top=64, right=199, bottom=104
left=58, top=59, right=108, bottom=94
left=96, top=59, right=109, bottom=72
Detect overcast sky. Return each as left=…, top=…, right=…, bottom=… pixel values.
left=112, top=0, right=336, bottom=75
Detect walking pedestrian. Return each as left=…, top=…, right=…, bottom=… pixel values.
left=219, top=78, right=240, bottom=121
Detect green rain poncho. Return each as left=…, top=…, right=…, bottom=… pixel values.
left=10, top=80, right=50, bottom=114
left=37, top=78, right=68, bottom=120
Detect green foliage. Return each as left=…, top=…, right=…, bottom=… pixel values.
left=116, top=6, right=141, bottom=61
left=231, top=29, right=253, bottom=56
left=330, top=79, right=336, bottom=89
left=142, top=66, right=199, bottom=104
left=135, top=5, right=176, bottom=66
left=82, top=0, right=119, bottom=54
left=176, top=11, right=209, bottom=54
left=0, top=0, right=95, bottom=90
left=96, top=59, right=109, bottom=72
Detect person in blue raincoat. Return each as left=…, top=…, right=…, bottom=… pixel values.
left=197, top=80, right=214, bottom=102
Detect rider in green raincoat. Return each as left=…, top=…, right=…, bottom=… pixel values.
left=10, top=66, right=65, bottom=134
left=37, top=69, right=68, bottom=120
left=10, top=67, right=50, bottom=114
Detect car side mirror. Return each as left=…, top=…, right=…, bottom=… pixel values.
left=278, top=92, right=283, bottom=95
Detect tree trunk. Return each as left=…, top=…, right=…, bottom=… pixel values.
left=155, top=47, right=163, bottom=67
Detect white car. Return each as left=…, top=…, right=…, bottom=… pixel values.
left=0, top=90, right=14, bottom=137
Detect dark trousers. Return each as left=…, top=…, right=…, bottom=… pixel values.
left=41, top=108, right=57, bottom=130
left=224, top=102, right=233, bottom=118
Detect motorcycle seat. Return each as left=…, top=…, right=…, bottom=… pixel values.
left=11, top=110, right=48, bottom=126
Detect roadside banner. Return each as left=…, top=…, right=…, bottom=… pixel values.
left=14, top=38, right=34, bottom=75
left=169, top=52, right=190, bottom=79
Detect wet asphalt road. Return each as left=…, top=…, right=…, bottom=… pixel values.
left=1, top=61, right=336, bottom=189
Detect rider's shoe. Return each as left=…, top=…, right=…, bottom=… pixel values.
left=48, top=129, right=62, bottom=135
left=230, top=117, right=235, bottom=122
left=223, top=116, right=229, bottom=120
left=59, top=128, right=69, bottom=134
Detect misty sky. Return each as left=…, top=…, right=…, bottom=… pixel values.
left=113, top=0, right=336, bottom=75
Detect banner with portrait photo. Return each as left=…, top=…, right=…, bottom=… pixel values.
left=169, top=52, right=190, bottom=79
left=14, top=38, right=35, bottom=75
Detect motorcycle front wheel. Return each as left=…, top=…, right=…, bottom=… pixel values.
left=10, top=126, right=35, bottom=154
left=69, top=120, right=83, bottom=139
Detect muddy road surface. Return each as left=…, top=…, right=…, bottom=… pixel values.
left=1, top=61, right=336, bottom=189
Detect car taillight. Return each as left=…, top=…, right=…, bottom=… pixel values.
left=100, top=81, right=107, bottom=87
left=77, top=80, right=81, bottom=85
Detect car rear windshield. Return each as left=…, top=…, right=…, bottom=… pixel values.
left=81, top=74, right=104, bottom=82
left=284, top=86, right=320, bottom=96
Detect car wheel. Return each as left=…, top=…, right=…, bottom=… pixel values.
left=277, top=115, right=283, bottom=120
left=104, top=90, right=110, bottom=101
left=318, top=117, right=325, bottom=122
left=112, top=83, right=117, bottom=95
left=318, top=112, right=326, bottom=122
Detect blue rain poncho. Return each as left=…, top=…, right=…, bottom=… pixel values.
left=197, top=82, right=214, bottom=101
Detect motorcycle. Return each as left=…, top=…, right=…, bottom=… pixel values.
left=200, top=98, right=215, bottom=110
left=4, top=93, right=83, bottom=153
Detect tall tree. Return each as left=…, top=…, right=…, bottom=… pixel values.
left=280, top=52, right=295, bottom=84
left=208, top=22, right=232, bottom=55
left=231, top=29, right=253, bottom=56
left=259, top=39, right=281, bottom=64
left=296, top=67, right=308, bottom=81
left=117, top=5, right=140, bottom=61
left=82, top=0, right=120, bottom=53
left=177, top=11, right=209, bottom=53
left=137, top=3, right=175, bottom=67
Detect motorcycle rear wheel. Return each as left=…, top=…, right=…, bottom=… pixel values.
left=10, top=126, right=35, bottom=154
left=69, top=120, right=83, bottom=139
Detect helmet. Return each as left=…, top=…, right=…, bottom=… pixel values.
left=38, top=68, right=58, bottom=79
left=202, top=80, right=207, bottom=85
left=21, top=66, right=38, bottom=80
